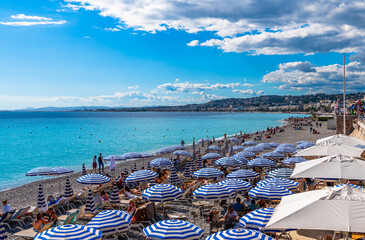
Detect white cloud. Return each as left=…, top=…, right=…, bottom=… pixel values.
left=233, top=89, right=254, bottom=95
left=64, top=0, right=365, bottom=55
left=11, top=14, right=52, bottom=21
left=157, top=81, right=241, bottom=92
left=262, top=60, right=365, bottom=93
left=127, top=85, right=139, bottom=89
left=0, top=14, right=67, bottom=26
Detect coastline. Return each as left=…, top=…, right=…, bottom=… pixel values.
left=0, top=115, right=333, bottom=210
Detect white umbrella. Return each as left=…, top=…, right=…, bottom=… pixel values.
left=109, top=156, right=116, bottom=172
left=294, top=141, right=363, bottom=158
left=265, top=184, right=365, bottom=233
left=290, top=154, right=365, bottom=180
left=317, top=134, right=365, bottom=146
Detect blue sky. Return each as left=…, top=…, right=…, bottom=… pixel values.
left=1, top=0, right=365, bottom=110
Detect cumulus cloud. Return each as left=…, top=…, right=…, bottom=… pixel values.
left=233, top=89, right=265, bottom=96
left=64, top=0, right=365, bottom=55
left=0, top=14, right=67, bottom=26
left=157, top=81, right=241, bottom=92
left=262, top=61, right=365, bottom=93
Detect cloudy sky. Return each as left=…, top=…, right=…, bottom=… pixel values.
left=1, top=0, right=365, bottom=109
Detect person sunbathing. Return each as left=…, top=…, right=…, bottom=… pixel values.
left=33, top=213, right=48, bottom=232
left=126, top=200, right=136, bottom=215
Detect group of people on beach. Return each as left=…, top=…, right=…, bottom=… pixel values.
left=92, top=153, right=105, bottom=173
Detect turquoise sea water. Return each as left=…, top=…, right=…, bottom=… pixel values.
left=0, top=112, right=305, bottom=190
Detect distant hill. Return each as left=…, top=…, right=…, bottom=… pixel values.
left=15, top=106, right=119, bottom=112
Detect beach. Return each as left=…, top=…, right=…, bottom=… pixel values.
left=0, top=117, right=337, bottom=239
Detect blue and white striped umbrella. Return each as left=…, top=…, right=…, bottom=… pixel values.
left=169, top=167, right=181, bottom=186
left=125, top=170, right=158, bottom=184
left=233, top=146, right=246, bottom=151
left=248, top=158, right=275, bottom=168
left=244, top=146, right=265, bottom=153
left=268, top=142, right=280, bottom=148
left=227, top=169, right=259, bottom=179
left=229, top=137, right=241, bottom=143
left=147, top=162, right=152, bottom=170
left=143, top=220, right=204, bottom=240
left=249, top=183, right=292, bottom=200
left=156, top=147, right=174, bottom=154
left=0, top=220, right=6, bottom=240
left=85, top=189, right=96, bottom=214
left=274, top=146, right=297, bottom=154
left=206, top=228, right=274, bottom=240
left=267, top=168, right=293, bottom=178
left=283, top=157, right=307, bottom=165
left=104, top=155, right=125, bottom=161
left=208, top=146, right=222, bottom=151
left=26, top=167, right=57, bottom=176
left=239, top=208, right=275, bottom=231
left=256, top=143, right=272, bottom=150
left=197, top=138, right=210, bottom=143
left=132, top=162, right=137, bottom=172
left=109, top=183, right=120, bottom=204
left=141, top=153, right=154, bottom=158
left=202, top=153, right=223, bottom=160
left=171, top=145, right=185, bottom=151
left=34, top=224, right=101, bottom=240
left=295, top=140, right=307, bottom=145
left=173, top=150, right=193, bottom=158
left=233, top=156, right=248, bottom=165
left=184, top=161, right=191, bottom=178
left=215, top=157, right=243, bottom=168
left=64, top=178, right=73, bottom=198
left=190, top=159, right=196, bottom=173
left=151, top=158, right=174, bottom=169
left=257, top=178, right=298, bottom=190
left=278, top=143, right=295, bottom=148
left=82, top=163, right=87, bottom=175
left=86, top=210, right=132, bottom=236
left=77, top=174, right=111, bottom=185
left=333, top=183, right=363, bottom=189
left=354, top=144, right=365, bottom=149
left=121, top=152, right=142, bottom=159
left=142, top=184, right=183, bottom=202
left=122, top=168, right=128, bottom=185
left=37, top=184, right=47, bottom=209
left=235, top=151, right=256, bottom=158
left=296, top=142, right=315, bottom=149
left=242, top=141, right=258, bottom=146
left=261, top=152, right=284, bottom=159
left=192, top=168, right=223, bottom=179
left=53, top=167, right=74, bottom=175
left=218, top=179, right=252, bottom=192
left=193, top=184, right=234, bottom=201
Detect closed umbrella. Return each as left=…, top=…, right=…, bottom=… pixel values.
left=143, top=220, right=204, bottom=240
left=34, top=224, right=101, bottom=240
left=37, top=184, right=47, bottom=212
left=183, top=161, right=191, bottom=179
left=218, top=179, right=252, bottom=192
left=86, top=210, right=132, bottom=236
left=249, top=183, right=292, bottom=200
left=125, top=170, right=158, bottom=184
left=109, top=156, right=116, bottom=172
left=193, top=184, right=234, bottom=201
left=151, top=158, right=174, bottom=169
left=109, top=183, right=120, bottom=205
left=169, top=167, right=181, bottom=186
left=196, top=155, right=203, bottom=170
left=82, top=163, right=87, bottom=175
left=215, top=157, right=243, bottom=168
left=0, top=220, right=6, bottom=240
left=206, top=228, right=274, bottom=240
left=192, top=168, right=223, bottom=180
left=227, top=169, right=259, bottom=179
left=190, top=158, right=196, bottom=173
left=85, top=189, right=96, bottom=214
left=257, top=178, right=298, bottom=190
left=132, top=162, right=137, bottom=172
left=64, top=178, right=73, bottom=198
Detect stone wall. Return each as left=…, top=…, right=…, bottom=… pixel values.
left=335, top=114, right=357, bottom=135
left=351, top=120, right=365, bottom=141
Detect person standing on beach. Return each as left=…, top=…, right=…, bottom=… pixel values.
left=92, top=155, right=97, bottom=173
left=98, top=153, right=104, bottom=173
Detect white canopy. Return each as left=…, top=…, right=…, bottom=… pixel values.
left=317, top=134, right=365, bottom=146
left=290, top=155, right=365, bottom=180
left=265, top=185, right=365, bottom=232
left=294, top=141, right=363, bottom=157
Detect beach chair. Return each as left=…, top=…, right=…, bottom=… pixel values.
left=58, top=208, right=79, bottom=225
left=52, top=198, right=68, bottom=215
left=2, top=210, right=18, bottom=230
left=12, top=222, right=53, bottom=240
left=145, top=202, right=157, bottom=223
left=73, top=190, right=88, bottom=205
left=8, top=207, right=30, bottom=228
left=130, top=208, right=147, bottom=231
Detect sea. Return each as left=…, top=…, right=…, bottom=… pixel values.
left=0, top=111, right=306, bottom=191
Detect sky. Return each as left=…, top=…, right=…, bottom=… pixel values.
left=1, top=0, right=365, bottom=110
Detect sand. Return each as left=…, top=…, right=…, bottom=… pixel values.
left=0, top=117, right=337, bottom=239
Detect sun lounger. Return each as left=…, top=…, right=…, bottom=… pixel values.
left=12, top=222, right=53, bottom=240
left=52, top=198, right=68, bottom=215
left=8, top=207, right=30, bottom=228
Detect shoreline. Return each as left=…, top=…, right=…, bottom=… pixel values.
left=0, top=115, right=327, bottom=210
